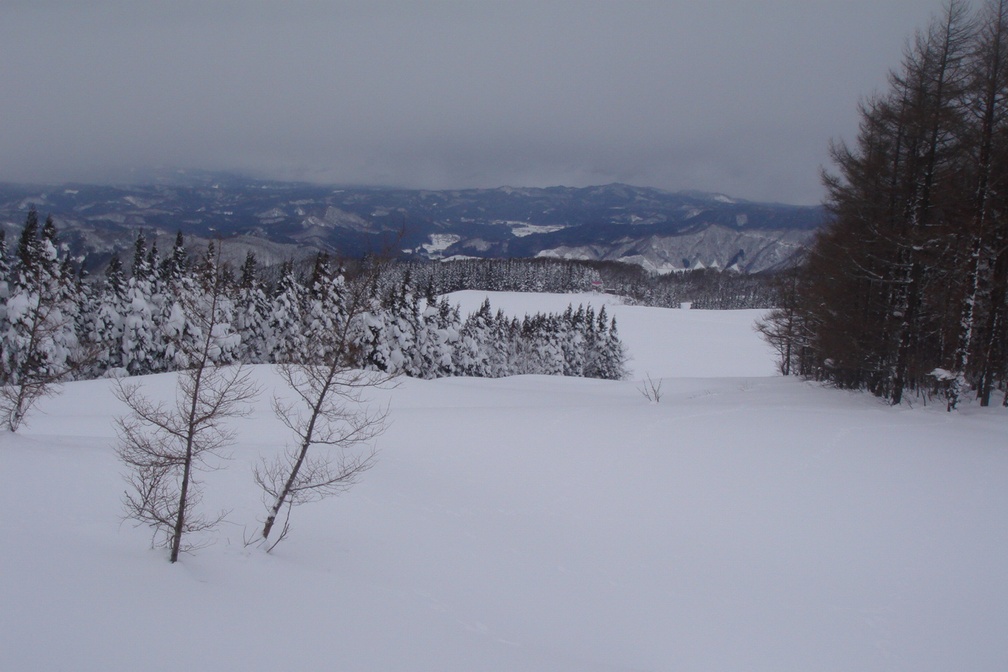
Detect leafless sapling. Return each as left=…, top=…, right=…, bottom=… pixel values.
left=255, top=264, right=389, bottom=550
left=116, top=244, right=259, bottom=562
left=638, top=373, right=663, bottom=403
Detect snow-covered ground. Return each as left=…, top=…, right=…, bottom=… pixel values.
left=1, top=292, right=1005, bottom=671
left=449, top=291, right=777, bottom=378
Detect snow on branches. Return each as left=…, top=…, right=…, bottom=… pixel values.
left=0, top=219, right=629, bottom=418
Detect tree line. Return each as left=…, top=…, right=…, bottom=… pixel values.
left=0, top=212, right=628, bottom=431
left=759, top=0, right=1008, bottom=409
left=392, top=257, right=783, bottom=309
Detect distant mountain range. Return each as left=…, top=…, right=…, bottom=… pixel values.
left=0, top=172, right=824, bottom=273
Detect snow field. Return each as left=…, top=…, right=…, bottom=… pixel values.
left=447, top=290, right=778, bottom=378
left=0, top=292, right=1005, bottom=671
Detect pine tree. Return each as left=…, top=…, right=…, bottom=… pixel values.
left=161, top=230, right=189, bottom=286
left=560, top=305, right=587, bottom=377
left=417, top=296, right=458, bottom=378
left=121, top=234, right=160, bottom=376
left=601, top=316, right=629, bottom=380
left=15, top=207, right=40, bottom=273
left=0, top=230, right=9, bottom=323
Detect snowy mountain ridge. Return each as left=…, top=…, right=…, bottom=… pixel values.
left=0, top=174, right=823, bottom=272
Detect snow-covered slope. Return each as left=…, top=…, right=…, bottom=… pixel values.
left=448, top=291, right=776, bottom=378
left=1, top=294, right=1005, bottom=672
left=536, top=224, right=810, bottom=273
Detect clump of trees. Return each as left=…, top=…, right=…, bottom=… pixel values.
left=391, top=257, right=605, bottom=295
left=0, top=210, right=88, bottom=431
left=392, top=257, right=784, bottom=310
left=760, top=0, right=1008, bottom=409
left=0, top=215, right=629, bottom=433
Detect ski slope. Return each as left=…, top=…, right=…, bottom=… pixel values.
left=1, top=292, right=1005, bottom=671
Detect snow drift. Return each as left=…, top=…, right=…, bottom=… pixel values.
left=1, top=293, right=1005, bottom=672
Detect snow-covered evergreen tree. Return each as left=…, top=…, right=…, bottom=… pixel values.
left=376, top=280, right=419, bottom=375
left=155, top=239, right=241, bottom=370
left=2, top=213, right=73, bottom=383
left=161, top=231, right=189, bottom=286
left=455, top=299, right=493, bottom=377
left=88, top=254, right=128, bottom=375
left=267, top=261, right=308, bottom=363
left=0, top=230, right=9, bottom=327
left=583, top=306, right=606, bottom=379
left=0, top=212, right=81, bottom=430
left=489, top=311, right=518, bottom=378
left=121, top=234, right=161, bottom=376
left=234, top=251, right=272, bottom=364
left=560, top=305, right=587, bottom=377
left=301, top=253, right=350, bottom=364
left=421, top=296, right=460, bottom=377
left=601, top=315, right=628, bottom=380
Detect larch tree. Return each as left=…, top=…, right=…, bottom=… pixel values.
left=255, top=262, right=388, bottom=550
left=116, top=243, right=258, bottom=562
left=769, top=0, right=1008, bottom=407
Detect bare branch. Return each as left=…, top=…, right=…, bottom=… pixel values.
left=115, top=242, right=259, bottom=562
left=257, top=268, right=391, bottom=548
left=638, top=373, right=663, bottom=403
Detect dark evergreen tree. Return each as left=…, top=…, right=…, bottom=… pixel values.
left=15, top=207, right=40, bottom=274
left=161, top=230, right=189, bottom=285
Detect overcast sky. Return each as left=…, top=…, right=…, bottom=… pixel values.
left=1, top=1, right=948, bottom=205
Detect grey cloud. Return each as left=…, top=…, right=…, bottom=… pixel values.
left=0, top=0, right=948, bottom=204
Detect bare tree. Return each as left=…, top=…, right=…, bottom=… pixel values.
left=116, top=244, right=259, bottom=562
left=754, top=268, right=806, bottom=377
left=962, top=0, right=1008, bottom=406
left=638, top=373, right=663, bottom=403
left=792, top=1, right=1008, bottom=405
left=255, top=261, right=389, bottom=550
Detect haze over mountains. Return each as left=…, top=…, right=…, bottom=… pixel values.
left=0, top=172, right=823, bottom=273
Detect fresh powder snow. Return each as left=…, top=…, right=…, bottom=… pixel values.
left=1, top=292, right=1005, bottom=671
